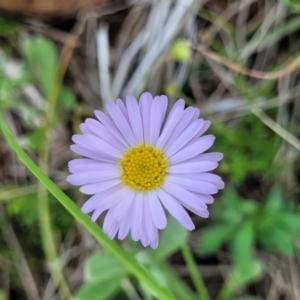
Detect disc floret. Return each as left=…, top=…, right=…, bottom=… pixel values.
left=119, top=144, right=168, bottom=192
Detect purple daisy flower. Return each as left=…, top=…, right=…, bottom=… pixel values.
left=67, top=92, right=224, bottom=248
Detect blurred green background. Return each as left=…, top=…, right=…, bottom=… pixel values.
left=1, top=0, right=300, bottom=299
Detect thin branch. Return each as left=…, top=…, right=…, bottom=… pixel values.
left=192, top=43, right=300, bottom=80
left=0, top=207, right=40, bottom=300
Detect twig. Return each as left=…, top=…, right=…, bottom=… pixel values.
left=192, top=43, right=300, bottom=80
left=0, top=181, right=70, bottom=203
left=0, top=207, right=40, bottom=300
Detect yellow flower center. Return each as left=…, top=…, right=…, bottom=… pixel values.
left=118, top=144, right=168, bottom=192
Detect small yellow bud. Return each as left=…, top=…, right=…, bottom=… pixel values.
left=171, top=39, right=192, bottom=62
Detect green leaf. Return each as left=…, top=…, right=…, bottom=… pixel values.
left=229, top=259, right=262, bottom=291
left=219, top=260, right=262, bottom=300
left=278, top=213, right=300, bottom=232
left=59, top=86, right=76, bottom=110
left=15, top=104, right=43, bottom=129
left=264, top=189, right=283, bottom=212
left=262, top=226, right=295, bottom=256
left=139, top=264, right=170, bottom=299
left=21, top=37, right=58, bottom=99
left=0, top=290, right=6, bottom=300
left=213, top=188, right=244, bottom=224
left=149, top=217, right=188, bottom=261
left=220, top=188, right=241, bottom=209
left=7, top=194, right=38, bottom=225
left=75, top=280, right=121, bottom=300
left=211, top=112, right=281, bottom=183
left=231, top=221, right=254, bottom=272
left=199, top=225, right=233, bottom=255
left=156, top=263, right=197, bottom=300
left=280, top=0, right=300, bottom=13
left=0, top=77, right=14, bottom=107
left=238, top=201, right=257, bottom=215
left=0, top=17, right=22, bottom=36
left=85, top=252, right=127, bottom=283
left=27, top=128, right=46, bottom=151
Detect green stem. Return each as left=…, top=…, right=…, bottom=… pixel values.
left=181, top=244, right=211, bottom=300
left=217, top=272, right=239, bottom=300
left=0, top=182, right=69, bottom=203
left=158, top=263, right=197, bottom=300
left=217, top=284, right=232, bottom=300
left=0, top=112, right=175, bottom=300
left=0, top=185, right=36, bottom=202
left=38, top=141, right=72, bottom=299
left=35, top=49, right=73, bottom=299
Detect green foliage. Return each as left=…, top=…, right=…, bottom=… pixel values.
left=149, top=216, right=189, bottom=261
left=200, top=188, right=300, bottom=256
left=1, top=36, right=77, bottom=152
left=199, top=189, right=263, bottom=286
left=234, top=75, right=274, bottom=102
left=211, top=114, right=281, bottom=183
left=7, top=194, right=38, bottom=226
left=224, top=258, right=263, bottom=299
left=59, top=86, right=76, bottom=110
left=280, top=0, right=300, bottom=13
left=27, top=128, right=46, bottom=151
left=4, top=194, right=41, bottom=250
left=0, top=64, right=42, bottom=129
left=21, top=36, right=76, bottom=110
left=49, top=196, right=74, bottom=232
left=257, top=189, right=300, bottom=256
left=1, top=36, right=76, bottom=142
left=75, top=282, right=122, bottom=300
left=230, top=221, right=262, bottom=286
left=0, top=290, right=7, bottom=300
left=0, top=63, right=29, bottom=110
left=0, top=17, right=22, bottom=37
left=139, top=218, right=193, bottom=299
left=22, top=37, right=58, bottom=99
left=199, top=188, right=300, bottom=281
left=7, top=192, right=73, bottom=240
left=85, top=252, right=128, bottom=283
left=76, top=217, right=193, bottom=300
left=75, top=252, right=128, bottom=300
left=199, top=225, right=234, bottom=256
